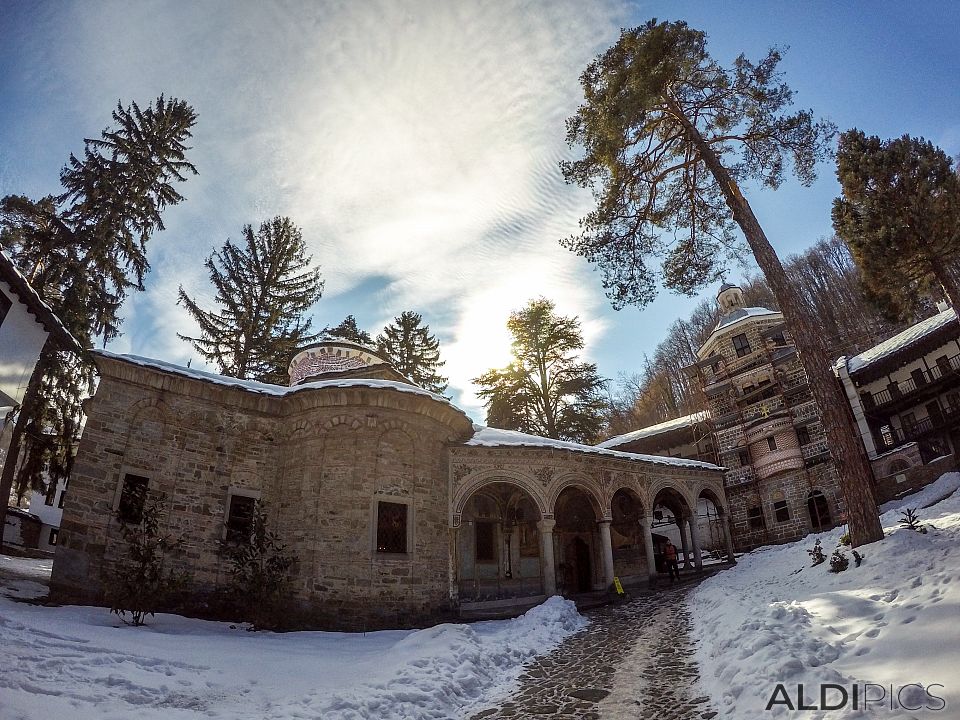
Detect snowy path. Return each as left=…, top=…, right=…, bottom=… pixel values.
left=471, top=583, right=717, bottom=720
left=0, top=558, right=584, bottom=720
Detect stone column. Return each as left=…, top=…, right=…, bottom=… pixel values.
left=538, top=519, right=557, bottom=596
left=597, top=519, right=616, bottom=588
left=722, top=513, right=737, bottom=563
left=836, top=359, right=878, bottom=457
left=689, top=512, right=703, bottom=571
left=678, top=517, right=692, bottom=570
left=640, top=514, right=657, bottom=583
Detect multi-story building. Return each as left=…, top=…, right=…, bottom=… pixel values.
left=683, top=284, right=843, bottom=550
left=835, top=304, right=960, bottom=503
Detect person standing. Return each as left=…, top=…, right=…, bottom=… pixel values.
left=664, top=540, right=680, bottom=582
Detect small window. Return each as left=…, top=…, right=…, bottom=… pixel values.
left=767, top=436, right=777, bottom=451
left=376, top=501, right=408, bottom=554
left=748, top=506, right=765, bottom=530
left=225, top=494, right=257, bottom=543
left=902, top=412, right=917, bottom=433
left=773, top=500, right=790, bottom=523
left=44, top=490, right=55, bottom=507
left=0, top=290, right=11, bottom=328
left=57, top=490, right=66, bottom=509
left=797, top=426, right=811, bottom=446
left=475, top=521, right=496, bottom=562
left=732, top=333, right=752, bottom=358
left=737, top=449, right=751, bottom=467
left=117, top=474, right=149, bottom=524
left=48, top=528, right=59, bottom=546
left=770, top=331, right=786, bottom=346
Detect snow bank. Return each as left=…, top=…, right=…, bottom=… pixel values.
left=0, top=589, right=584, bottom=720
left=691, top=473, right=960, bottom=718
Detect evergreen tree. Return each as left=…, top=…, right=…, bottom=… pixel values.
left=178, top=217, right=323, bottom=384
left=560, top=20, right=883, bottom=545
left=833, top=130, right=960, bottom=319
left=376, top=311, right=448, bottom=393
left=473, top=298, right=606, bottom=443
left=323, top=315, right=373, bottom=345
left=0, top=96, right=197, bottom=534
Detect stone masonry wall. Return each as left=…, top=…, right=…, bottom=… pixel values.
left=51, top=358, right=472, bottom=630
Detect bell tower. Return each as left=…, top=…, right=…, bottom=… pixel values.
left=716, top=282, right=746, bottom=313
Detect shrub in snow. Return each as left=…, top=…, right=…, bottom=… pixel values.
left=224, top=501, right=294, bottom=630
left=108, top=489, right=190, bottom=626
left=839, top=532, right=851, bottom=546
left=852, top=549, right=864, bottom=567
left=807, top=538, right=825, bottom=566
left=829, top=548, right=849, bottom=573
left=899, top=508, right=927, bottom=533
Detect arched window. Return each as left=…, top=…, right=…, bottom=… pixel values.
left=888, top=459, right=910, bottom=475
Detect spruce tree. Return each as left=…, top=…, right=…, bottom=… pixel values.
left=178, top=217, right=323, bottom=384
left=473, top=298, right=606, bottom=443
left=0, top=96, right=197, bottom=537
left=323, top=315, right=373, bottom=345
left=376, top=311, right=448, bottom=393
left=833, top=130, right=960, bottom=319
left=560, top=20, right=883, bottom=545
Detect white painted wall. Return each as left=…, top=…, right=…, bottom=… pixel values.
left=0, top=282, right=50, bottom=406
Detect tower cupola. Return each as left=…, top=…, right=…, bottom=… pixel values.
left=717, top=283, right=746, bottom=313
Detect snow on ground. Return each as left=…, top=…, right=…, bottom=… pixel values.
left=691, top=472, right=960, bottom=719
left=0, top=572, right=585, bottom=720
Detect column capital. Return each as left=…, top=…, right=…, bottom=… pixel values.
left=596, top=517, right=613, bottom=527
left=537, top=518, right=556, bottom=533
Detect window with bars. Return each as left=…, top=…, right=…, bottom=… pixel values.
left=767, top=436, right=778, bottom=451
left=117, top=474, right=149, bottom=524
left=748, top=506, right=765, bottom=530
left=376, top=501, right=408, bottom=554
left=732, top=333, right=752, bottom=358
left=225, top=493, right=257, bottom=543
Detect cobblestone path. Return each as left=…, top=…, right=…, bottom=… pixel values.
left=472, top=581, right=718, bottom=720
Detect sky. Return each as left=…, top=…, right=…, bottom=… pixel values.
left=1, top=0, right=959, bottom=423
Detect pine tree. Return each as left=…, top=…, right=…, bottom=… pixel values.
left=323, top=315, right=373, bottom=345
left=0, top=96, right=197, bottom=537
left=833, top=130, right=960, bottom=319
left=473, top=298, right=606, bottom=443
left=178, top=217, right=323, bottom=384
left=376, top=311, right=448, bottom=393
left=560, top=20, right=883, bottom=546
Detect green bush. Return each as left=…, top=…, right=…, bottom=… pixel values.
left=807, top=538, right=825, bottom=566
left=108, top=488, right=189, bottom=626
left=829, top=548, right=849, bottom=573
left=224, top=501, right=294, bottom=630
left=839, top=532, right=851, bottom=546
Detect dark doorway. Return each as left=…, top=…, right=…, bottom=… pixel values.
left=569, top=537, right=592, bottom=592
left=807, top=491, right=831, bottom=531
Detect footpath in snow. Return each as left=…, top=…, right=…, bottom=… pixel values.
left=691, top=472, right=960, bottom=719
left=0, top=566, right=585, bottom=720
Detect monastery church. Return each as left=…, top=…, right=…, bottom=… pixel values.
left=51, top=339, right=730, bottom=629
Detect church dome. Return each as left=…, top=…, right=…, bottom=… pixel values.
left=288, top=339, right=394, bottom=386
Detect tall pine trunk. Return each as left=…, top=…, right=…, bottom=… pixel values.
left=671, top=106, right=884, bottom=547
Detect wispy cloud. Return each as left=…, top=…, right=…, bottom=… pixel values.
left=17, top=0, right=625, bottom=419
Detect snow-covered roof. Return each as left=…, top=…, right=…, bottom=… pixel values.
left=94, top=350, right=454, bottom=406
left=714, top=306, right=780, bottom=331
left=466, top=424, right=722, bottom=470
left=596, top=411, right=710, bottom=450
left=842, top=307, right=958, bottom=376
left=0, top=250, right=81, bottom=352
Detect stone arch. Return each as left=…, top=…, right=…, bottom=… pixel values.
left=452, top=469, right=549, bottom=527
left=609, top=485, right=649, bottom=582
left=646, top=477, right=696, bottom=518
left=887, top=458, right=911, bottom=476
left=696, top=483, right=727, bottom=516
left=321, top=414, right=365, bottom=432
left=546, top=472, right=605, bottom=519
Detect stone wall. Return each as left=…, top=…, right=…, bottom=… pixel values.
left=51, top=355, right=473, bottom=630
left=873, top=452, right=957, bottom=506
